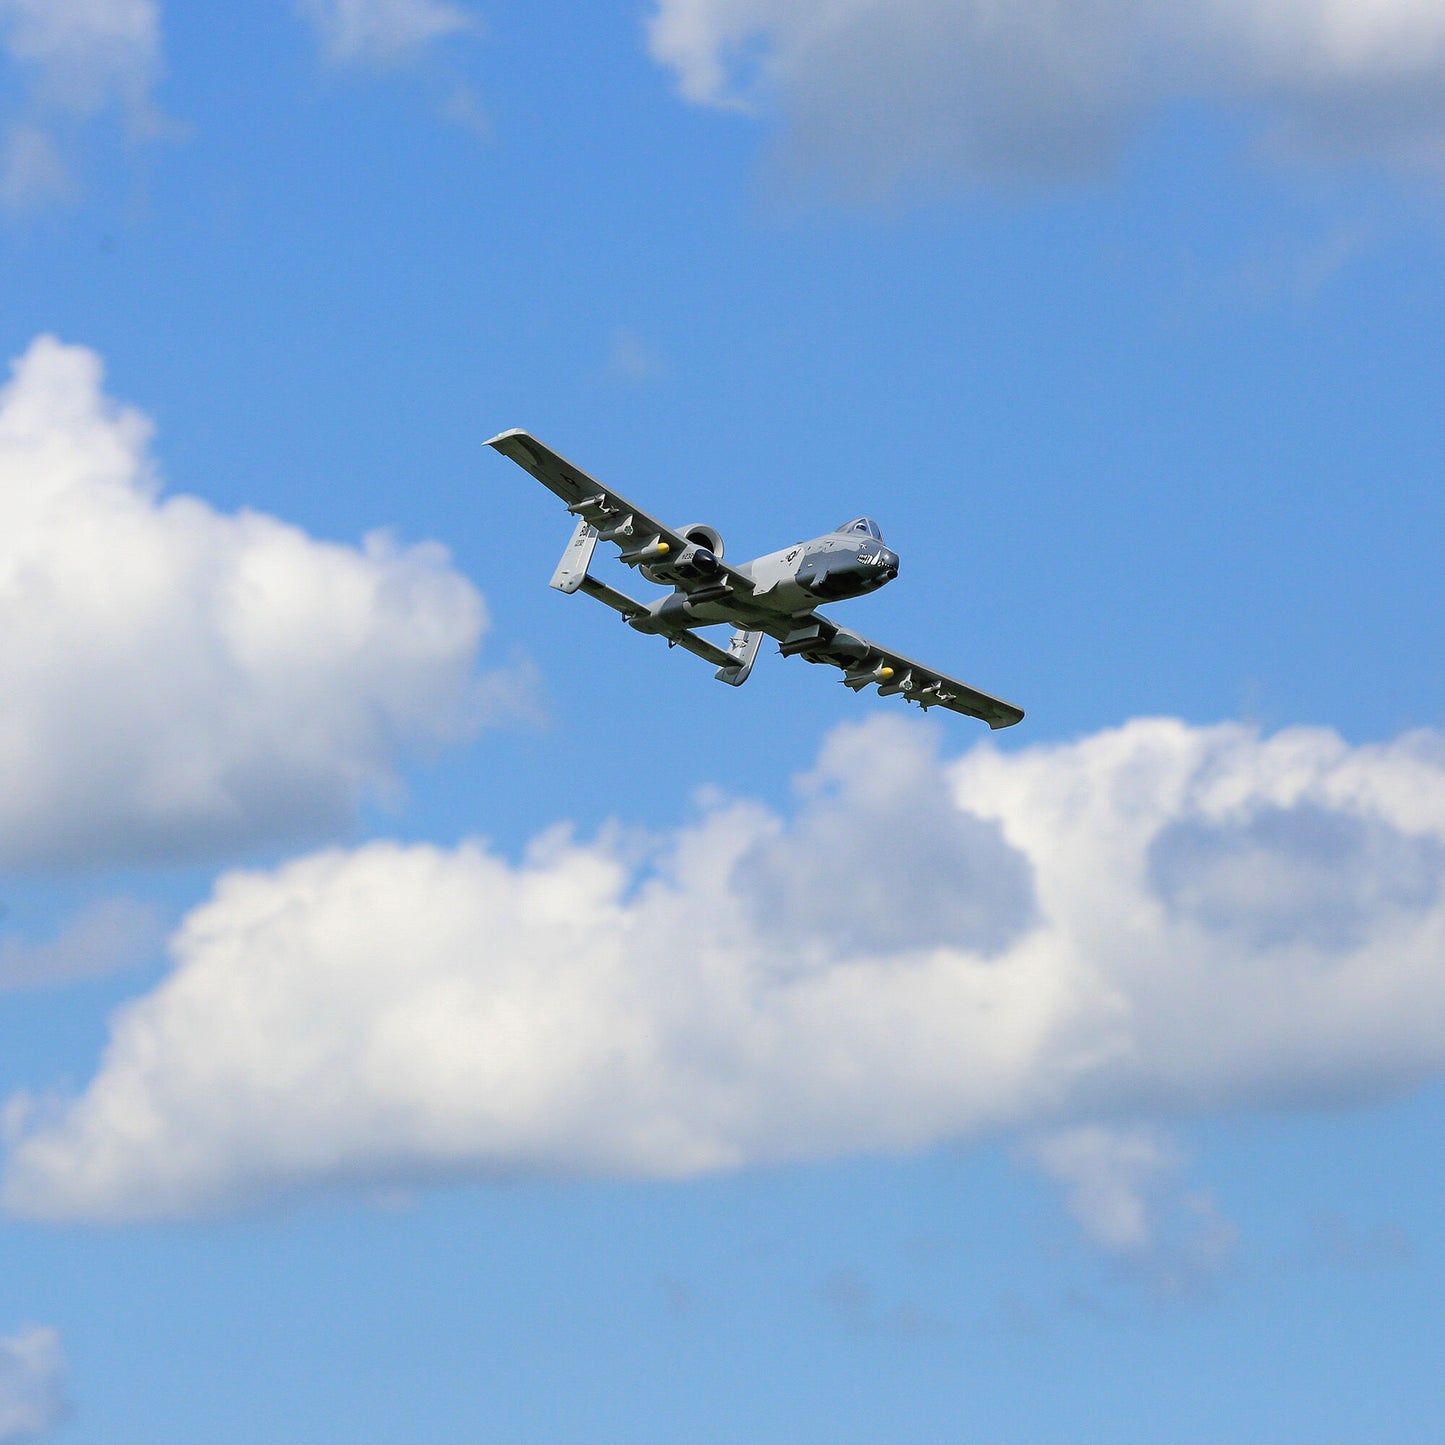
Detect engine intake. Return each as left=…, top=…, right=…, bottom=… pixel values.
left=641, top=524, right=725, bottom=585
left=677, top=524, right=723, bottom=559
left=680, top=546, right=720, bottom=578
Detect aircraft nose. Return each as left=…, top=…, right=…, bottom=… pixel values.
left=881, top=549, right=899, bottom=580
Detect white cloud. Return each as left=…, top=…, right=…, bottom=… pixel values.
left=0, top=1326, right=65, bottom=1443
left=0, top=124, right=72, bottom=210
left=0, top=0, right=163, bottom=206
left=6, top=713, right=1445, bottom=1221
left=0, top=0, right=159, bottom=115
left=647, top=0, right=1445, bottom=193
left=1020, top=1125, right=1237, bottom=1285
left=0, top=335, right=501, bottom=868
left=1024, top=1125, right=1176, bottom=1255
left=299, top=0, right=478, bottom=66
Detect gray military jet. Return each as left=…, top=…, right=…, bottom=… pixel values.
left=488, top=429, right=1024, bottom=729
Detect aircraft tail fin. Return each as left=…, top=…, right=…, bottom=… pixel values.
left=715, top=628, right=763, bottom=687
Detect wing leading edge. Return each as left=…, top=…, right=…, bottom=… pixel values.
left=487, top=428, right=753, bottom=595
left=803, top=617, right=1025, bottom=729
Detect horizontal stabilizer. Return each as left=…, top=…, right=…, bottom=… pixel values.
left=672, top=630, right=737, bottom=670
left=574, top=576, right=737, bottom=671
left=578, top=574, right=646, bottom=619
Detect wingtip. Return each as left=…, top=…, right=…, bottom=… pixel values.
left=484, top=427, right=528, bottom=450
left=487, top=429, right=546, bottom=470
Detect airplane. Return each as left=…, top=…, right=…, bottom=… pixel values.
left=487, top=429, right=1024, bottom=729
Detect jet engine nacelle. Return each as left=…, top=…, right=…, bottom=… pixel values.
left=677, top=524, right=723, bottom=559
left=641, top=524, right=724, bottom=584
left=814, top=625, right=871, bottom=666
left=778, top=619, right=872, bottom=666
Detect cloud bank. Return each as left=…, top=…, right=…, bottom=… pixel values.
left=0, top=336, right=497, bottom=868
left=0, top=1327, right=65, bottom=1443
left=647, top=0, right=1445, bottom=193
left=0, top=0, right=163, bottom=207
left=6, top=714, right=1445, bottom=1221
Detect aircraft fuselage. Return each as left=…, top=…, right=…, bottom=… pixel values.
left=636, top=522, right=900, bottom=639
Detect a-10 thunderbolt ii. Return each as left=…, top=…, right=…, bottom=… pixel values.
left=487, top=430, right=1024, bottom=729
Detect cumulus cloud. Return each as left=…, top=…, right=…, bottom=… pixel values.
left=1020, top=1125, right=1237, bottom=1286
left=298, top=0, right=478, bottom=66
left=0, top=0, right=163, bottom=207
left=6, top=713, right=1445, bottom=1221
left=0, top=1326, right=66, bottom=1442
left=0, top=335, right=500, bottom=868
left=647, top=0, right=1445, bottom=193
left=733, top=719, right=1036, bottom=961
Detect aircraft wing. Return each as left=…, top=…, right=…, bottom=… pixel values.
left=810, top=624, right=1025, bottom=729
left=487, top=429, right=754, bottom=595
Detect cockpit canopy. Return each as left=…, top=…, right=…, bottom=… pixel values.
left=836, top=517, right=884, bottom=542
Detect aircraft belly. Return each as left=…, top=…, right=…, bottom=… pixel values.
left=757, top=579, right=814, bottom=614
left=683, top=598, right=741, bottom=627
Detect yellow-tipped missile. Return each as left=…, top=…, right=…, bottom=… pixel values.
left=876, top=666, right=914, bottom=696
left=619, top=534, right=672, bottom=566
left=840, top=661, right=896, bottom=691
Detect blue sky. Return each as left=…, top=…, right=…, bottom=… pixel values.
left=1, top=0, right=1443, bottom=1439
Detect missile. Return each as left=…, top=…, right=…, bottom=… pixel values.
left=841, top=662, right=895, bottom=691
left=619, top=536, right=671, bottom=566
left=876, top=668, right=913, bottom=697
